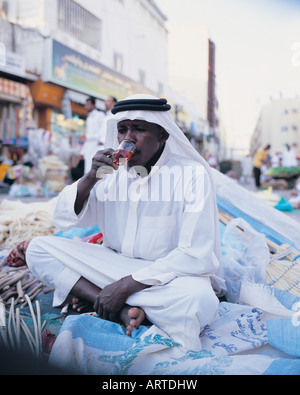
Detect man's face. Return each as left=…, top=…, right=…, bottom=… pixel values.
left=85, top=100, right=95, bottom=113
left=105, top=97, right=115, bottom=112
left=116, top=119, right=169, bottom=167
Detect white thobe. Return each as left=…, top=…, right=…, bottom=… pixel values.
left=81, top=109, right=105, bottom=174
left=281, top=150, right=297, bottom=167
left=99, top=111, right=113, bottom=148
left=26, top=144, right=221, bottom=351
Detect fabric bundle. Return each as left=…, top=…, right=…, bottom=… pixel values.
left=6, top=240, right=30, bottom=267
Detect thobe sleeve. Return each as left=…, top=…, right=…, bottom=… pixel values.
left=132, top=173, right=221, bottom=286
left=53, top=181, right=100, bottom=230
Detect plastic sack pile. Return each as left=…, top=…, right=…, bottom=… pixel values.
left=221, top=217, right=270, bottom=303
left=48, top=209, right=300, bottom=375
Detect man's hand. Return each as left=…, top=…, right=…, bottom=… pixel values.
left=88, top=148, right=118, bottom=180
left=74, top=148, right=117, bottom=214
left=93, top=275, right=150, bottom=322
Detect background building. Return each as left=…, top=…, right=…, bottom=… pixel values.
left=250, top=97, right=300, bottom=157
left=0, top=0, right=221, bottom=163
left=0, top=0, right=169, bottom=150
left=167, top=23, right=221, bottom=158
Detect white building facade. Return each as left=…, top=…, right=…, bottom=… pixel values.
left=250, top=98, right=300, bottom=157
left=0, top=0, right=220, bottom=159
left=0, top=0, right=169, bottom=147
left=6, top=0, right=169, bottom=99
left=166, top=22, right=221, bottom=159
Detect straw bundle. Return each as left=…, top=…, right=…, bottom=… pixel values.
left=0, top=198, right=57, bottom=249
left=0, top=296, right=46, bottom=359
left=266, top=244, right=300, bottom=296
left=0, top=258, right=51, bottom=307
left=219, top=210, right=300, bottom=297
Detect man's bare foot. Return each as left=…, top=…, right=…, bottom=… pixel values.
left=120, top=306, right=146, bottom=336
left=71, top=296, right=93, bottom=313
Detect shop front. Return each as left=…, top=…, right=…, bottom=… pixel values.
left=28, top=79, right=88, bottom=181
left=0, top=77, right=35, bottom=187
left=40, top=38, right=155, bottom=139
left=0, top=77, right=34, bottom=147
left=28, top=38, right=156, bottom=168
left=43, top=38, right=141, bottom=103
left=28, top=79, right=87, bottom=143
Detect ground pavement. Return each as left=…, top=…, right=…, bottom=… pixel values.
left=239, top=177, right=300, bottom=223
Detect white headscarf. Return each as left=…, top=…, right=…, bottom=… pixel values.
left=105, top=93, right=224, bottom=292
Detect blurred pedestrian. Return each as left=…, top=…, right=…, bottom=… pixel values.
left=104, top=96, right=117, bottom=118
left=207, top=153, right=218, bottom=169
left=281, top=144, right=297, bottom=168
left=99, top=96, right=118, bottom=146
left=271, top=152, right=281, bottom=168
left=241, top=154, right=253, bottom=184
left=252, top=144, right=271, bottom=188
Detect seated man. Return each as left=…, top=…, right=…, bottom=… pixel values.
left=26, top=94, right=225, bottom=352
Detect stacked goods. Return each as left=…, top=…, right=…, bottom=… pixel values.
left=0, top=198, right=57, bottom=328
left=0, top=295, right=47, bottom=358
left=36, top=155, right=69, bottom=194
left=254, top=187, right=281, bottom=206
left=265, top=166, right=300, bottom=177
left=0, top=198, right=57, bottom=250
left=0, top=261, right=49, bottom=308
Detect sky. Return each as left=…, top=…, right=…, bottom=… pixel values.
left=155, top=0, right=300, bottom=154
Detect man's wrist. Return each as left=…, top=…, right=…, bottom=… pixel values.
left=122, top=275, right=151, bottom=294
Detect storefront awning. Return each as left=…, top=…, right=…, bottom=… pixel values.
left=0, top=77, right=33, bottom=122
